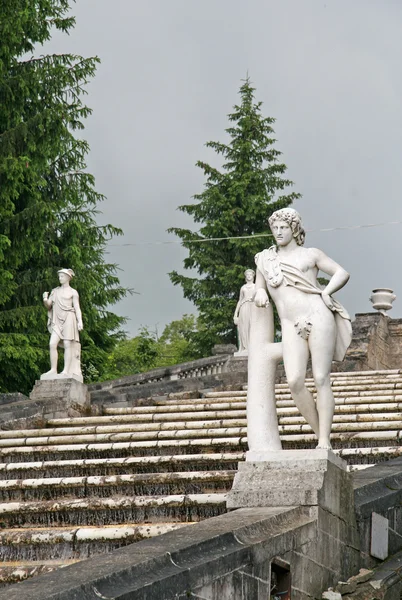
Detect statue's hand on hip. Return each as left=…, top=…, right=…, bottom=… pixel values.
left=321, top=292, right=335, bottom=311
left=254, top=289, right=269, bottom=308
left=233, top=316, right=239, bottom=325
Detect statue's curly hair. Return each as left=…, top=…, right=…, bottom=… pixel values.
left=244, top=268, right=255, bottom=278
left=268, top=208, right=305, bottom=246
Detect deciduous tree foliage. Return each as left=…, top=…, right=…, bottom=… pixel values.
left=169, top=78, right=300, bottom=355
left=103, top=315, right=200, bottom=380
left=0, top=0, right=127, bottom=393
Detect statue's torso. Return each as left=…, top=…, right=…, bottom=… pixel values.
left=257, top=246, right=329, bottom=325
left=241, top=283, right=256, bottom=303
left=53, top=286, right=75, bottom=308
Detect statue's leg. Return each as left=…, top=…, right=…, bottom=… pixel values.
left=282, top=322, right=320, bottom=437
left=247, top=302, right=283, bottom=452
left=48, top=332, right=61, bottom=373
left=309, top=319, right=337, bottom=449
left=61, top=340, right=72, bottom=375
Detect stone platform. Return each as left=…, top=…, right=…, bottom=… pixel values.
left=226, top=450, right=353, bottom=519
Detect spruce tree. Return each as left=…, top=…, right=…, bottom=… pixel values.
left=0, top=0, right=127, bottom=393
left=169, top=78, right=300, bottom=355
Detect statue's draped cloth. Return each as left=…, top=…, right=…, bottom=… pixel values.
left=47, top=288, right=80, bottom=342
left=255, top=247, right=352, bottom=361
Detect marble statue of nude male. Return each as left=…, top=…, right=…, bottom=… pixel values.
left=247, top=208, right=352, bottom=455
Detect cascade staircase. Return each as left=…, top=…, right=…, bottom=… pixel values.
left=1, top=369, right=402, bottom=586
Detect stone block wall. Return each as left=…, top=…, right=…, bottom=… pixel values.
left=342, top=313, right=402, bottom=372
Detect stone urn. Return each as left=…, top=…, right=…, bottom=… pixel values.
left=369, top=288, right=396, bottom=316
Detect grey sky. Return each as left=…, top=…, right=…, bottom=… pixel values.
left=45, top=0, right=402, bottom=336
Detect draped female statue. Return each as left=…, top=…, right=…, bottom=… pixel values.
left=41, top=268, right=84, bottom=381
left=233, top=269, right=256, bottom=354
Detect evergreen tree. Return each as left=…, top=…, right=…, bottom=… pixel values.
left=0, top=0, right=127, bottom=393
left=169, top=78, right=300, bottom=355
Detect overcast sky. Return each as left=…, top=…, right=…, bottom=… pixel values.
left=43, top=0, right=402, bottom=336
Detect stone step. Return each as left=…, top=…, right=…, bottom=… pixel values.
left=0, top=445, right=399, bottom=486
left=3, top=418, right=402, bottom=450
left=204, top=381, right=402, bottom=398
left=0, top=438, right=248, bottom=462
left=0, top=428, right=246, bottom=449
left=48, top=401, right=402, bottom=427
left=0, top=560, right=79, bottom=587
left=103, top=402, right=249, bottom=414
left=2, top=431, right=402, bottom=464
left=156, top=390, right=402, bottom=406
left=53, top=408, right=402, bottom=428
left=101, top=395, right=402, bottom=417
left=0, top=420, right=251, bottom=440
left=0, top=523, right=190, bottom=561
left=0, top=452, right=243, bottom=480
left=2, top=412, right=402, bottom=449
left=0, top=493, right=227, bottom=527
left=7, top=410, right=402, bottom=442
left=337, top=446, right=402, bottom=461
left=0, top=470, right=235, bottom=502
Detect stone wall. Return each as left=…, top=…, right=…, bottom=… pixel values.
left=343, top=313, right=402, bottom=372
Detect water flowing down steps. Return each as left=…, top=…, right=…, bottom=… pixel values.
left=1, top=369, right=402, bottom=587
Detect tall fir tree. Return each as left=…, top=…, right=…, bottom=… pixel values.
left=169, top=78, right=300, bottom=355
left=0, top=0, right=127, bottom=393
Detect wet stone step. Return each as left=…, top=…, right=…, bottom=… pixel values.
left=0, top=427, right=254, bottom=448
left=0, top=452, right=244, bottom=480
left=0, top=523, right=190, bottom=561
left=0, top=419, right=251, bottom=441
left=202, top=381, right=402, bottom=399
left=152, top=389, right=402, bottom=407
left=0, top=493, right=227, bottom=527
left=47, top=401, right=402, bottom=429
left=0, top=470, right=235, bottom=502
left=0, top=438, right=248, bottom=463
left=48, top=410, right=249, bottom=426
left=337, top=445, right=402, bottom=461
left=100, top=396, right=402, bottom=416
left=3, top=429, right=402, bottom=463
left=0, top=560, right=79, bottom=587
left=102, top=402, right=248, bottom=414
left=2, top=419, right=401, bottom=451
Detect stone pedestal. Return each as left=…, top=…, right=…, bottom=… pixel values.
left=227, top=450, right=353, bottom=519
left=30, top=378, right=89, bottom=419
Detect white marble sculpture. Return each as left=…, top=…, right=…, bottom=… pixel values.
left=233, top=269, right=256, bottom=355
left=247, top=208, right=352, bottom=455
left=41, top=268, right=84, bottom=382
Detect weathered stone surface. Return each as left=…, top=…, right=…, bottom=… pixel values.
left=371, top=513, right=389, bottom=560
left=212, top=344, right=236, bottom=355
left=322, top=590, right=342, bottom=600
left=336, top=580, right=357, bottom=594
left=348, top=568, right=374, bottom=585
left=227, top=450, right=353, bottom=522
left=30, top=379, right=89, bottom=418
left=0, top=506, right=315, bottom=600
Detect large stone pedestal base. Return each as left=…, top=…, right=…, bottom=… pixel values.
left=227, top=450, right=353, bottom=519
left=30, top=378, right=89, bottom=418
